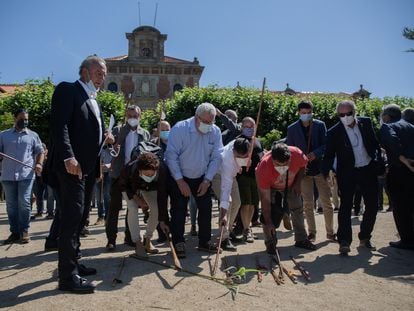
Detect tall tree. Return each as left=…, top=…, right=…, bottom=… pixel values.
left=403, top=27, right=414, bottom=52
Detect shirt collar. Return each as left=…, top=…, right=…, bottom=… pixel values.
left=78, top=79, right=97, bottom=99
left=13, top=127, right=28, bottom=134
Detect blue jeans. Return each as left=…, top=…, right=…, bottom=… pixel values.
left=2, top=179, right=35, bottom=234
left=95, top=172, right=111, bottom=218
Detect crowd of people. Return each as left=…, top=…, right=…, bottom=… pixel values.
left=1, top=55, right=414, bottom=294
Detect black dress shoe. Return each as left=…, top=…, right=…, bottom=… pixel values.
left=389, top=240, right=414, bottom=250
left=58, top=274, right=95, bottom=294
left=44, top=239, right=59, bottom=252
left=78, top=264, right=97, bottom=276
left=221, top=238, right=237, bottom=251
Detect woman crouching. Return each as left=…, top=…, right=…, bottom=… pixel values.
left=119, top=152, right=169, bottom=257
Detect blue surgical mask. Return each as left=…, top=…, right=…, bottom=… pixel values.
left=160, top=130, right=170, bottom=141
left=141, top=173, right=157, bottom=183
left=299, top=113, right=313, bottom=122
left=198, top=121, right=212, bottom=134
left=242, top=127, right=254, bottom=138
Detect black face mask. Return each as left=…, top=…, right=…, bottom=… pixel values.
left=16, top=119, right=29, bottom=129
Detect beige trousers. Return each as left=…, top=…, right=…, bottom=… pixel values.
left=211, top=174, right=241, bottom=239
left=122, top=191, right=159, bottom=242
left=301, top=174, right=334, bottom=235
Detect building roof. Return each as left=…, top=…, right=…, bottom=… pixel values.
left=0, top=84, right=21, bottom=95
left=104, top=55, right=196, bottom=64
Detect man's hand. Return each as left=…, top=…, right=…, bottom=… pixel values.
left=197, top=180, right=210, bottom=197
left=133, top=193, right=148, bottom=209
left=219, top=207, right=228, bottom=228
left=35, top=163, right=43, bottom=176
left=159, top=221, right=170, bottom=234
left=104, top=132, right=115, bottom=145
left=64, top=158, right=82, bottom=179
left=306, top=152, right=316, bottom=162
left=176, top=179, right=191, bottom=197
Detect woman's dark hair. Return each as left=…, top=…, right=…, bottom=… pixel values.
left=137, top=152, right=160, bottom=171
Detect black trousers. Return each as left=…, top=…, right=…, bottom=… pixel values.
left=337, top=162, right=379, bottom=244
left=169, top=175, right=212, bottom=245
left=56, top=171, right=96, bottom=280
left=387, top=166, right=414, bottom=244
left=105, top=178, right=131, bottom=245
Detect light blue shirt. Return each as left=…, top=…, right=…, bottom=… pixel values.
left=166, top=117, right=223, bottom=181
left=0, top=127, right=44, bottom=181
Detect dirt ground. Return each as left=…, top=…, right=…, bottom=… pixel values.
left=0, top=202, right=413, bottom=311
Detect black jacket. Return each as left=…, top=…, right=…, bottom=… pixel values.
left=46, top=81, right=105, bottom=179
left=322, top=117, right=382, bottom=178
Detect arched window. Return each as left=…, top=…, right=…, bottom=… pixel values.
left=173, top=83, right=183, bottom=93
left=108, top=82, right=118, bottom=92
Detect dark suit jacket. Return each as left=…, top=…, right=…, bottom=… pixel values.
left=322, top=117, right=382, bottom=178
left=380, top=119, right=414, bottom=168
left=47, top=81, right=105, bottom=179
left=286, top=119, right=327, bottom=159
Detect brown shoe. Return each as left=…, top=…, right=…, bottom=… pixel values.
left=20, top=232, right=30, bottom=244
left=143, top=237, right=159, bottom=254
left=135, top=240, right=148, bottom=258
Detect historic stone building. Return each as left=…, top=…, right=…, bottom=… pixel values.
left=104, top=25, right=204, bottom=109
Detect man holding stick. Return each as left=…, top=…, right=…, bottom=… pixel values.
left=0, top=108, right=44, bottom=244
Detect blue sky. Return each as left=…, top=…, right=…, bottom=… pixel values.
left=0, top=0, right=413, bottom=98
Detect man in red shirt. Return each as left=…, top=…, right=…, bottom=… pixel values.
left=256, top=143, right=317, bottom=254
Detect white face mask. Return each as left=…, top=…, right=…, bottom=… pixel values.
left=198, top=121, right=212, bottom=134
left=340, top=115, right=355, bottom=126
left=127, top=118, right=139, bottom=128
left=86, top=79, right=97, bottom=93
left=141, top=173, right=156, bottom=183
left=275, top=165, right=289, bottom=175
left=235, top=157, right=249, bottom=167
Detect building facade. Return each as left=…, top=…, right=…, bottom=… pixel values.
left=104, top=25, right=204, bottom=109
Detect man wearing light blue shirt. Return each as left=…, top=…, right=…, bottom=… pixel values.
left=166, top=102, right=223, bottom=258
left=0, top=108, right=44, bottom=244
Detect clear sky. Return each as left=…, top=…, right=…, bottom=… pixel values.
left=0, top=0, right=413, bottom=98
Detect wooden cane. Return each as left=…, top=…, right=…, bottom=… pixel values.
left=246, top=78, right=266, bottom=170
left=168, top=233, right=182, bottom=270
left=211, top=225, right=225, bottom=276
left=0, top=152, right=35, bottom=170
left=156, top=102, right=165, bottom=147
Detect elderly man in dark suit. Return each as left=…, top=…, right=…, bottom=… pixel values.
left=380, top=104, right=414, bottom=250
left=47, top=55, right=113, bottom=293
left=322, top=100, right=383, bottom=255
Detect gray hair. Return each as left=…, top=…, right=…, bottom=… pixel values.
left=336, top=100, right=356, bottom=114
left=195, top=102, right=216, bottom=117
left=126, top=105, right=141, bottom=114
left=79, top=55, right=106, bottom=76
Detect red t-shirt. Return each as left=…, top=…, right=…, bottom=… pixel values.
left=256, top=146, right=308, bottom=190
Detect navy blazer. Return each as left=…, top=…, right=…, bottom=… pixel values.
left=322, top=117, right=381, bottom=177
left=380, top=119, right=414, bottom=167
left=286, top=119, right=327, bottom=159
left=48, top=81, right=105, bottom=176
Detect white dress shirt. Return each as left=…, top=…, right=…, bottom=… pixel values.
left=219, top=140, right=241, bottom=210
left=344, top=120, right=371, bottom=168
left=78, top=79, right=102, bottom=145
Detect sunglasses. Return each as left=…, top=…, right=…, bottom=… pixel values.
left=338, top=111, right=353, bottom=117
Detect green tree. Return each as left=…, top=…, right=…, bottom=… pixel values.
left=403, top=27, right=414, bottom=52
left=0, top=80, right=126, bottom=144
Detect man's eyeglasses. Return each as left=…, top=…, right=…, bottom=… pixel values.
left=338, top=111, right=353, bottom=118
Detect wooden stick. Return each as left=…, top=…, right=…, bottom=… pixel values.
left=168, top=233, right=182, bottom=270
left=246, top=78, right=266, bottom=169
left=212, top=225, right=225, bottom=276
left=290, top=256, right=311, bottom=281
left=0, top=152, right=34, bottom=170
left=156, top=102, right=164, bottom=146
